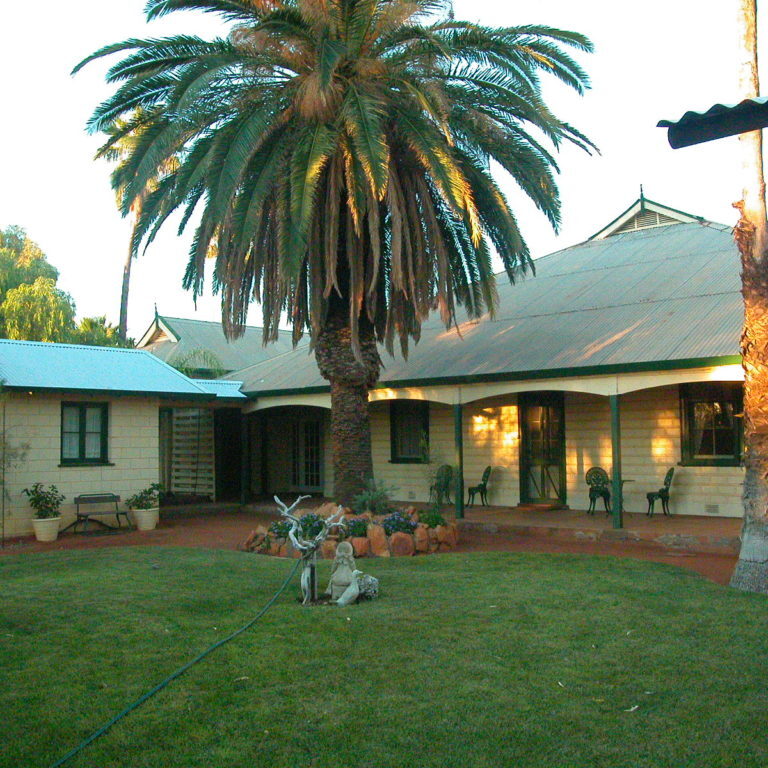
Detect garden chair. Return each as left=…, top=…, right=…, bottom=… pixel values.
left=467, top=466, right=492, bottom=506
left=429, top=464, right=454, bottom=506
left=646, top=468, right=675, bottom=517
left=585, top=467, right=611, bottom=515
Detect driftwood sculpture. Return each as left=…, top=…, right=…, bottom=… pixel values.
left=274, top=495, right=346, bottom=605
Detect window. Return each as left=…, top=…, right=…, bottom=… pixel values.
left=390, top=400, right=429, bottom=463
left=61, top=403, right=109, bottom=465
left=680, top=383, right=742, bottom=466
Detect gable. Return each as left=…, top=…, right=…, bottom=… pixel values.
left=589, top=197, right=705, bottom=240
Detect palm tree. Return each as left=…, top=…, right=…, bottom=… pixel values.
left=75, top=0, right=595, bottom=504
left=97, top=111, right=178, bottom=342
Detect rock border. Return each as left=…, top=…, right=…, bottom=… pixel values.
left=242, top=505, right=459, bottom=558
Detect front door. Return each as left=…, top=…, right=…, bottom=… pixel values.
left=519, top=393, right=566, bottom=505
left=292, top=419, right=323, bottom=492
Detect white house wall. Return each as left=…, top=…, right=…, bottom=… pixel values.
left=3, top=393, right=160, bottom=537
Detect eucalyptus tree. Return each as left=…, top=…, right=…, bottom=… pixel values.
left=75, top=0, right=594, bottom=503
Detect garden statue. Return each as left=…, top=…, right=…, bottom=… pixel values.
left=275, top=495, right=346, bottom=605
left=328, top=540, right=357, bottom=600
left=336, top=571, right=380, bottom=607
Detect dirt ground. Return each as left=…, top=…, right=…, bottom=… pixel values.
left=0, top=510, right=738, bottom=586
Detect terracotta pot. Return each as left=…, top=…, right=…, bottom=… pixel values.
left=32, top=517, right=60, bottom=543
left=132, top=507, right=159, bottom=531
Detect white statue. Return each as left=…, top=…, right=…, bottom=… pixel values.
left=335, top=570, right=380, bottom=607
left=327, top=541, right=356, bottom=600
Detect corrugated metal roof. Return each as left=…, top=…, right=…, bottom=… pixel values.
left=196, top=379, right=247, bottom=400
left=139, top=315, right=306, bottom=373
left=658, top=97, right=768, bottom=148
left=0, top=339, right=214, bottom=399
left=226, top=217, right=742, bottom=395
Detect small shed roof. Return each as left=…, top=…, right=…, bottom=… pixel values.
left=658, top=96, right=768, bottom=148
left=0, top=339, right=217, bottom=399
left=226, top=202, right=742, bottom=396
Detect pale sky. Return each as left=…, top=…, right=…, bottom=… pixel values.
left=0, top=1, right=753, bottom=340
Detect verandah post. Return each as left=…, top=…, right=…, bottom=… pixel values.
left=454, top=402, right=465, bottom=519
left=609, top=394, right=623, bottom=529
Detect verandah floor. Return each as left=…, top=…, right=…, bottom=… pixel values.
left=455, top=504, right=742, bottom=555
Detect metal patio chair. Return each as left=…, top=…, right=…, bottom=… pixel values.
left=467, top=466, right=492, bottom=507
left=585, top=467, right=611, bottom=515
left=646, top=468, right=675, bottom=517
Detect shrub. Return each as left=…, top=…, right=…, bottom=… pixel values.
left=351, top=479, right=397, bottom=516
left=418, top=508, right=447, bottom=528
left=22, top=483, right=65, bottom=519
left=382, top=511, right=417, bottom=536
left=268, top=520, right=292, bottom=539
left=345, top=517, right=369, bottom=538
left=299, top=512, right=324, bottom=538
left=126, top=483, right=161, bottom=510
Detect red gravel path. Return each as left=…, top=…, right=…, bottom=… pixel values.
left=1, top=510, right=737, bottom=586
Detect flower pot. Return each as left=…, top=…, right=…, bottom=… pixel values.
left=132, top=507, right=159, bottom=532
left=32, top=517, right=61, bottom=543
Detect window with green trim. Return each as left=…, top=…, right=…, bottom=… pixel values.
left=680, top=383, right=742, bottom=466
left=61, top=403, right=109, bottom=465
left=390, top=400, right=429, bottom=463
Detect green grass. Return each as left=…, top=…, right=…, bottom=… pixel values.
left=1, top=548, right=767, bottom=768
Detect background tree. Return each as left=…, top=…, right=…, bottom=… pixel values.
left=97, top=112, right=178, bottom=342
left=77, top=0, right=594, bottom=503
left=72, top=315, right=128, bottom=347
left=1, top=277, right=76, bottom=343
left=0, top=226, right=59, bottom=334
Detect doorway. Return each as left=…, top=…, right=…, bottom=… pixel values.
left=291, top=419, right=323, bottom=492
left=519, top=392, right=566, bottom=505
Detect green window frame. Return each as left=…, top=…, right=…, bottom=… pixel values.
left=60, top=402, right=109, bottom=466
left=390, top=400, right=429, bottom=463
left=680, top=383, right=743, bottom=467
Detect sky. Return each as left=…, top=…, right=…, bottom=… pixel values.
left=0, top=1, right=754, bottom=340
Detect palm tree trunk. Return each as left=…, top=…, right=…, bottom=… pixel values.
left=730, top=0, right=768, bottom=592
left=314, top=314, right=381, bottom=506
left=118, top=207, right=140, bottom=342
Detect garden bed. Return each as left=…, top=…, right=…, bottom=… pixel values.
left=242, top=503, right=459, bottom=558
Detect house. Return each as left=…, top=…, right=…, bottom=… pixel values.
left=1, top=197, right=746, bottom=537
left=137, top=311, right=305, bottom=377
left=0, top=340, right=245, bottom=537
left=226, top=197, right=745, bottom=519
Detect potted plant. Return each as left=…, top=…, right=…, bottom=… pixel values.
left=22, top=483, right=65, bottom=542
left=126, top=483, right=161, bottom=531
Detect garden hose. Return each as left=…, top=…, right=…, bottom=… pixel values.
left=49, top=557, right=302, bottom=768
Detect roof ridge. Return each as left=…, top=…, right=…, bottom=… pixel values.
left=223, top=340, right=314, bottom=379
left=0, top=338, right=144, bottom=354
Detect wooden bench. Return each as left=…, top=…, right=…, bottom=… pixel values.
left=60, top=493, right=132, bottom=534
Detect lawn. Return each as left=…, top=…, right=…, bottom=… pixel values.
left=1, top=548, right=767, bottom=768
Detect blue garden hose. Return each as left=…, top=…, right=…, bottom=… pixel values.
left=50, top=557, right=302, bottom=768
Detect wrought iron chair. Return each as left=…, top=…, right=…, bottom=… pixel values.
left=646, top=468, right=675, bottom=517
left=429, top=464, right=454, bottom=506
left=467, top=466, right=492, bottom=506
left=585, top=467, right=611, bottom=515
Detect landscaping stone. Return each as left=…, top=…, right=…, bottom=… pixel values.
left=351, top=536, right=370, bottom=557
left=414, top=524, right=430, bottom=552
left=435, top=524, right=458, bottom=547
left=315, top=502, right=341, bottom=518
left=268, top=540, right=282, bottom=556
left=321, top=539, right=338, bottom=560
left=390, top=531, right=415, bottom=556
left=368, top=523, right=390, bottom=557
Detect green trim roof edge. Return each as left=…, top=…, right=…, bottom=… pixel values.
left=243, top=355, right=743, bottom=398
left=3, top=384, right=216, bottom=401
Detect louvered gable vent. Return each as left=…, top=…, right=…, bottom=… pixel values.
left=611, top=209, right=680, bottom=235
